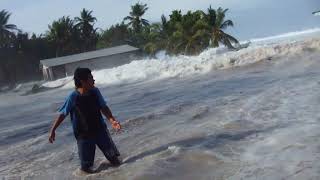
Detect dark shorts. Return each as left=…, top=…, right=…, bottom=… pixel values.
left=77, top=129, right=120, bottom=170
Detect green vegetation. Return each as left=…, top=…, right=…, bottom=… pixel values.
left=0, top=3, right=239, bottom=86
left=100, top=4, right=239, bottom=55
left=47, top=16, right=77, bottom=56
left=75, top=9, right=98, bottom=52
left=0, top=10, right=19, bottom=48
left=124, top=3, right=150, bottom=34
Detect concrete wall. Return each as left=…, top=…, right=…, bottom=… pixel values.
left=64, top=51, right=139, bottom=76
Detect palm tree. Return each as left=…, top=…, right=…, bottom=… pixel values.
left=97, top=23, right=130, bottom=48
left=75, top=9, right=96, bottom=28
left=143, top=13, right=176, bottom=56
left=75, top=9, right=97, bottom=51
left=124, top=3, right=149, bottom=33
left=166, top=10, right=210, bottom=55
left=206, top=7, right=238, bottom=49
left=46, top=16, right=75, bottom=56
left=143, top=23, right=165, bottom=56
left=0, top=10, right=19, bottom=47
left=169, top=10, right=182, bottom=23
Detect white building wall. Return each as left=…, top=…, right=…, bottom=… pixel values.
left=64, top=52, right=138, bottom=76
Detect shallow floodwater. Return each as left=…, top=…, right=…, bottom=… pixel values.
left=1, top=30, right=320, bottom=180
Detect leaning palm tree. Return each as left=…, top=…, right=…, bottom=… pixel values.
left=75, top=9, right=97, bottom=51
left=124, top=3, right=149, bottom=33
left=0, top=10, right=19, bottom=47
left=206, top=7, right=238, bottom=49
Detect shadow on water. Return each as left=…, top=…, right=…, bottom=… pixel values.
left=93, top=162, right=112, bottom=173
left=123, top=125, right=283, bottom=164
left=0, top=122, right=51, bottom=147
left=90, top=160, right=121, bottom=173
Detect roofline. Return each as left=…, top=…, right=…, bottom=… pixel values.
left=40, top=44, right=139, bottom=67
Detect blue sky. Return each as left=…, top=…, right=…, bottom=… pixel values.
left=1, top=0, right=320, bottom=40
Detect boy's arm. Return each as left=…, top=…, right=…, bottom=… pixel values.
left=95, top=88, right=121, bottom=130
left=101, top=106, right=121, bottom=130
left=49, top=114, right=66, bottom=143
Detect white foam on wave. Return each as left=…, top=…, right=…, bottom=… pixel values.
left=168, top=145, right=181, bottom=154
left=42, top=77, right=73, bottom=88
left=249, top=28, right=320, bottom=44
left=44, top=28, right=320, bottom=89
left=92, top=38, right=320, bottom=87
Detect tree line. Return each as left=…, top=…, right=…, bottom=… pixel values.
left=0, top=3, right=238, bottom=87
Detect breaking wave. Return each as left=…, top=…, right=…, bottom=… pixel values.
left=42, top=28, right=320, bottom=89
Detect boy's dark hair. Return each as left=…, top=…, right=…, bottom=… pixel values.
left=74, top=68, right=92, bottom=88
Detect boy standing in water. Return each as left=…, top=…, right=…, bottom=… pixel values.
left=49, top=67, right=122, bottom=173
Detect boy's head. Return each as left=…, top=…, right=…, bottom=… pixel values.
left=74, top=68, right=95, bottom=89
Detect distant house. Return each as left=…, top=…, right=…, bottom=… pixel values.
left=40, top=45, right=140, bottom=81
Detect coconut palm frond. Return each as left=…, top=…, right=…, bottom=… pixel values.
left=124, top=3, right=149, bottom=33
left=220, top=20, right=234, bottom=29
left=223, top=32, right=239, bottom=44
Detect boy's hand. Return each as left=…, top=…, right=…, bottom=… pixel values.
left=111, top=120, right=121, bottom=130
left=49, top=131, right=55, bottom=143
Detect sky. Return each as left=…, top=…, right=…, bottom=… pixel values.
left=1, top=0, right=320, bottom=40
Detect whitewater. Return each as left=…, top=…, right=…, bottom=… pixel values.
left=1, top=28, right=320, bottom=179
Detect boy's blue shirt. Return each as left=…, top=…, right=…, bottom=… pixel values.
left=59, top=87, right=107, bottom=133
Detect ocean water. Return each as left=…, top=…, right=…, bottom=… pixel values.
left=1, top=29, right=320, bottom=179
